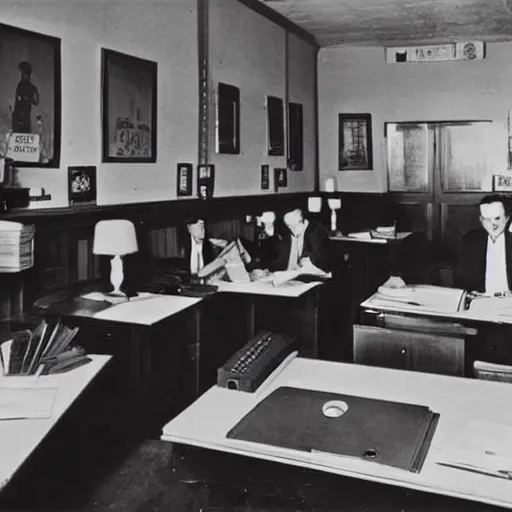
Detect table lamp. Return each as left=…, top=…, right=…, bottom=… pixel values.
left=93, top=219, right=138, bottom=301
left=327, top=198, right=342, bottom=234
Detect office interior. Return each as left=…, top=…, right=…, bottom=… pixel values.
left=2, top=0, right=512, bottom=511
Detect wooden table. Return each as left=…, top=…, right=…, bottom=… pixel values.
left=161, top=356, right=512, bottom=511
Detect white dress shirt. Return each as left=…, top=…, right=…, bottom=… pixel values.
left=190, top=236, right=204, bottom=275
left=485, top=233, right=509, bottom=294
left=287, top=220, right=307, bottom=271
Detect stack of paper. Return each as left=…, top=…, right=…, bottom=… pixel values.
left=0, top=220, right=35, bottom=272
left=0, top=319, right=87, bottom=376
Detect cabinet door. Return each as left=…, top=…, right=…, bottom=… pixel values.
left=409, top=333, right=464, bottom=376
left=353, top=325, right=408, bottom=370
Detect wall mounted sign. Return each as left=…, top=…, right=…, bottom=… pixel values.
left=386, top=42, right=485, bottom=63
left=0, top=23, right=61, bottom=167
left=102, top=49, right=157, bottom=163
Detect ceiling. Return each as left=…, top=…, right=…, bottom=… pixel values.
left=255, top=0, right=512, bottom=47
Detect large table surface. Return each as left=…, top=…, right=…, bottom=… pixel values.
left=0, top=354, right=111, bottom=492
left=161, top=356, right=512, bottom=509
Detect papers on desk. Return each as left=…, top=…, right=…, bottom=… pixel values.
left=0, top=376, right=57, bottom=419
left=93, top=293, right=201, bottom=325
left=436, top=420, right=512, bottom=479
left=364, top=285, right=466, bottom=313
left=469, top=296, right=512, bottom=317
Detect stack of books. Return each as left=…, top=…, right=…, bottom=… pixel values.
left=0, top=319, right=90, bottom=375
left=0, top=220, right=35, bottom=272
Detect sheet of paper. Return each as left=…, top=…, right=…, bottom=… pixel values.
left=365, top=285, right=465, bottom=313
left=437, top=419, right=512, bottom=472
left=93, top=293, right=201, bottom=325
left=0, top=379, right=56, bottom=419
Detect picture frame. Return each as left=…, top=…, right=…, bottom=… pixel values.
left=177, top=163, right=193, bottom=196
left=275, top=167, right=287, bottom=190
left=287, top=102, right=303, bottom=171
left=197, top=164, right=215, bottom=200
left=68, top=166, right=97, bottom=205
left=267, top=96, right=285, bottom=156
left=493, top=174, right=512, bottom=192
left=261, top=164, right=270, bottom=190
left=216, top=82, right=240, bottom=154
left=0, top=23, right=61, bottom=168
left=101, top=49, right=157, bottom=163
left=338, top=113, right=373, bottom=170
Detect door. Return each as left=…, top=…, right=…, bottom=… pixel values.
left=386, top=121, right=494, bottom=266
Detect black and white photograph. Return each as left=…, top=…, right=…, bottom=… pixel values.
left=3, top=2, right=512, bottom=512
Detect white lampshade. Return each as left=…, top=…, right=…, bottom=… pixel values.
left=325, top=178, right=337, bottom=193
left=93, top=219, right=138, bottom=256
left=308, top=197, right=322, bottom=213
left=327, top=198, right=342, bottom=210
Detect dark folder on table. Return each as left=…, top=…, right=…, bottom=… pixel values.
left=227, top=386, right=439, bottom=473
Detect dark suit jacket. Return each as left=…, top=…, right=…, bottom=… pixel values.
left=270, top=221, right=332, bottom=273
left=454, top=227, right=512, bottom=292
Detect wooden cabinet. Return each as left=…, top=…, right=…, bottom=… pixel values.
left=353, top=324, right=465, bottom=376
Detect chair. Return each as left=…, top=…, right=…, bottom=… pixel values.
left=473, top=360, right=512, bottom=383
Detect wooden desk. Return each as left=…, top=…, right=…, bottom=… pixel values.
left=358, top=290, right=512, bottom=375
left=161, top=357, right=512, bottom=511
left=0, top=354, right=110, bottom=493
left=42, top=293, right=203, bottom=438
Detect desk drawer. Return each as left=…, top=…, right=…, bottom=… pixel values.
left=353, top=324, right=465, bottom=376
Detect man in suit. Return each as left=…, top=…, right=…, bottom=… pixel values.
left=455, top=194, right=512, bottom=294
left=181, top=217, right=216, bottom=275
left=270, top=208, right=332, bottom=273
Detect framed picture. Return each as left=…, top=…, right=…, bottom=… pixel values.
left=177, top=162, right=192, bottom=196
left=338, top=113, right=373, bottom=170
left=261, top=164, right=270, bottom=190
left=102, top=49, right=157, bottom=163
left=493, top=174, right=512, bottom=192
left=274, top=167, right=287, bottom=190
left=267, top=96, right=285, bottom=156
left=216, top=82, right=240, bottom=154
left=288, top=102, right=303, bottom=171
left=68, top=166, right=97, bottom=205
left=0, top=23, right=61, bottom=167
left=197, top=164, right=215, bottom=200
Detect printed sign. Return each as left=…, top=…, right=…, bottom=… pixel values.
left=6, top=133, right=40, bottom=162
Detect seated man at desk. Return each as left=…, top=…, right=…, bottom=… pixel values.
left=269, top=207, right=332, bottom=274
left=179, top=217, right=220, bottom=275
left=455, top=194, right=512, bottom=295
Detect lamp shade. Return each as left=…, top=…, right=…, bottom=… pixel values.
left=93, top=219, right=138, bottom=256
left=328, top=198, right=342, bottom=210
left=308, top=197, right=322, bottom=213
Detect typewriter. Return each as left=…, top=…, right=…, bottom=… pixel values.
left=217, top=330, right=296, bottom=392
left=139, top=271, right=218, bottom=297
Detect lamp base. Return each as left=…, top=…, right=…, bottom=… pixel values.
left=102, top=290, right=129, bottom=304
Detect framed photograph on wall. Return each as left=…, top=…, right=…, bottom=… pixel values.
left=68, top=166, right=97, bottom=205
left=338, top=113, right=373, bottom=170
left=261, top=164, right=270, bottom=190
left=197, top=164, right=215, bottom=200
left=216, top=82, right=240, bottom=154
left=177, top=162, right=192, bottom=196
left=102, top=49, right=157, bottom=163
left=493, top=174, right=512, bottom=192
left=0, top=23, right=61, bottom=167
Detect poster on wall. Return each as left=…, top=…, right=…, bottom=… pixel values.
left=0, top=23, right=61, bottom=167
left=102, top=49, right=157, bottom=163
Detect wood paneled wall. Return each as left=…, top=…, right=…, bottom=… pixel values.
left=0, top=192, right=390, bottom=326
